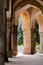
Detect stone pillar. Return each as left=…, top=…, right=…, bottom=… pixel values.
left=5, top=0, right=12, bottom=58
left=0, top=0, right=5, bottom=65
left=37, top=14, right=43, bottom=53
left=12, top=25, right=18, bottom=55
left=23, top=30, right=31, bottom=54
left=31, top=28, right=36, bottom=54
left=39, top=32, right=43, bottom=53
left=23, top=28, right=36, bottom=54
left=30, top=14, right=36, bottom=54
left=6, top=18, right=12, bottom=57
left=20, top=11, right=31, bottom=54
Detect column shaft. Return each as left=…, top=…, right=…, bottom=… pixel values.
left=37, top=14, right=43, bottom=53
left=23, top=30, right=31, bottom=54
left=0, top=0, right=5, bottom=64
left=6, top=18, right=12, bottom=57
left=31, top=29, right=36, bottom=54
left=12, top=25, right=17, bottom=55
left=39, top=32, right=43, bottom=53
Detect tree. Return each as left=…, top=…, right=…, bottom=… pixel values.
left=34, top=20, right=40, bottom=44
left=17, top=18, right=40, bottom=45
left=17, top=17, right=23, bottom=45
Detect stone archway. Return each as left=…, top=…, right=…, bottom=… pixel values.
left=20, top=11, right=31, bottom=54
left=12, top=0, right=43, bottom=55
left=27, top=7, right=42, bottom=54
left=20, top=7, right=42, bottom=54
left=37, top=14, right=43, bottom=53
left=13, top=0, right=43, bottom=13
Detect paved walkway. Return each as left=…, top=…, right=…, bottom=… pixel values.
left=5, top=53, right=43, bottom=65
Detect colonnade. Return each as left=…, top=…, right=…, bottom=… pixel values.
left=0, top=0, right=43, bottom=65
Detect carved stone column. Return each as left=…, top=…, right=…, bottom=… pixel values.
left=37, top=14, right=43, bottom=53
left=20, top=11, right=31, bottom=54
left=23, top=30, right=31, bottom=54
left=6, top=18, right=12, bottom=57
left=30, top=15, right=36, bottom=54
left=39, top=32, right=43, bottom=53
left=0, top=0, right=5, bottom=64
left=5, top=0, right=12, bottom=58
left=31, top=28, right=36, bottom=54
left=12, top=25, right=18, bottom=55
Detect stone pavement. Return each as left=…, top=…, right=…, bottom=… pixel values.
left=5, top=53, right=43, bottom=65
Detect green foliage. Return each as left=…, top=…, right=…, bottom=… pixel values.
left=17, top=18, right=40, bottom=46
left=34, top=20, right=40, bottom=44
left=36, top=44, right=40, bottom=52
left=17, top=17, right=23, bottom=45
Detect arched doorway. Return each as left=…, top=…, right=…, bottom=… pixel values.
left=12, top=0, right=43, bottom=55
left=34, top=20, right=40, bottom=53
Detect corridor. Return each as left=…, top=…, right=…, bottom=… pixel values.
left=0, top=0, right=43, bottom=65
left=5, top=53, right=43, bottom=65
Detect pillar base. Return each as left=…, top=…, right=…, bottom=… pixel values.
left=12, top=49, right=18, bottom=55
left=23, top=49, right=31, bottom=54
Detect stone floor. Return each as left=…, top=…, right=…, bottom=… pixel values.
left=5, top=53, right=43, bottom=65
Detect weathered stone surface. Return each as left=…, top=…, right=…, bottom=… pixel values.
left=20, top=11, right=31, bottom=54
left=37, top=14, right=43, bottom=53
left=40, top=32, right=43, bottom=53
left=0, top=38, right=5, bottom=53
left=0, top=0, right=5, bottom=65
left=0, top=55, right=4, bottom=65
left=31, top=29, right=36, bottom=54
left=0, top=0, right=5, bottom=53
left=6, top=18, right=12, bottom=57
left=12, top=25, right=18, bottom=55
left=23, top=30, right=31, bottom=54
